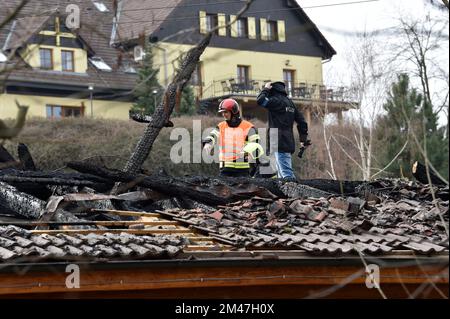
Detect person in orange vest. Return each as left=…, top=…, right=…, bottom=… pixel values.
left=203, top=98, right=261, bottom=177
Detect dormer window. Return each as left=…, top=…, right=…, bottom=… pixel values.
left=0, top=51, right=7, bottom=62
left=89, top=56, right=112, bottom=71
left=236, top=18, right=248, bottom=38
left=61, top=50, right=74, bottom=72
left=267, top=21, right=278, bottom=41
left=39, top=48, right=53, bottom=70
left=205, top=14, right=217, bottom=32
left=93, top=2, right=109, bottom=12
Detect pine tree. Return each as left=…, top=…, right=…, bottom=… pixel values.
left=174, top=85, right=197, bottom=116
left=132, top=45, right=163, bottom=114
left=375, top=73, right=448, bottom=179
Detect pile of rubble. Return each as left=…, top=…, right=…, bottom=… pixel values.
left=158, top=179, right=448, bottom=254
left=0, top=144, right=449, bottom=261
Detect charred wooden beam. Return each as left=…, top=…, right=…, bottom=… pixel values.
left=129, top=111, right=174, bottom=127
left=122, top=33, right=213, bottom=176
left=297, top=179, right=365, bottom=195
left=0, top=145, right=21, bottom=169
left=0, top=145, right=15, bottom=163
left=0, top=181, right=88, bottom=225
left=0, top=175, right=102, bottom=187
left=0, top=169, right=111, bottom=194
left=17, top=143, right=36, bottom=171
left=68, top=161, right=280, bottom=205
left=412, top=161, right=447, bottom=186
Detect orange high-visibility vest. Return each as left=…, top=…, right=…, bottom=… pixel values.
left=217, top=120, right=254, bottom=166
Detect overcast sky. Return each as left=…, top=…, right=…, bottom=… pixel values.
left=298, top=0, right=448, bottom=77
left=298, top=0, right=449, bottom=125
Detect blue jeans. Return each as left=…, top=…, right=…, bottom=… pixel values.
left=274, top=152, right=295, bottom=179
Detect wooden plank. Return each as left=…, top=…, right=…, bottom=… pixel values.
left=1, top=220, right=180, bottom=227
left=90, top=209, right=160, bottom=218
left=183, top=245, right=223, bottom=252
left=0, top=263, right=447, bottom=296
left=30, top=228, right=193, bottom=235
left=186, top=236, right=215, bottom=241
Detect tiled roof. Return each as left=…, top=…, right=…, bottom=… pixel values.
left=1, top=179, right=448, bottom=263
left=3, top=14, right=53, bottom=51
left=0, top=0, right=138, bottom=91
left=0, top=226, right=186, bottom=262
left=159, top=193, right=448, bottom=255
left=114, top=0, right=183, bottom=43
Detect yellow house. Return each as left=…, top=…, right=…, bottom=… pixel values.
left=0, top=0, right=354, bottom=123
left=0, top=1, right=137, bottom=120
left=116, top=0, right=354, bottom=123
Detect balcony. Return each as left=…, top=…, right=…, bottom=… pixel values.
left=199, top=78, right=359, bottom=123
left=204, top=78, right=357, bottom=104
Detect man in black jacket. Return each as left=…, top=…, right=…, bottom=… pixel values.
left=256, top=81, right=309, bottom=179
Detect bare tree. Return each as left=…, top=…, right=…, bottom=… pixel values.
left=329, top=31, right=394, bottom=181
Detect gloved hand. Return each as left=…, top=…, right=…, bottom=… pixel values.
left=297, top=140, right=312, bottom=158
left=203, top=143, right=213, bottom=154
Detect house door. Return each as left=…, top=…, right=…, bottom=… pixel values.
left=237, top=65, right=250, bottom=85
left=283, top=69, right=295, bottom=96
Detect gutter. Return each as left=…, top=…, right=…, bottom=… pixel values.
left=0, top=254, right=448, bottom=273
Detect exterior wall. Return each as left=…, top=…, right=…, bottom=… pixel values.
left=154, top=42, right=323, bottom=98
left=21, top=44, right=88, bottom=73
left=0, top=93, right=132, bottom=120
left=156, top=0, right=334, bottom=59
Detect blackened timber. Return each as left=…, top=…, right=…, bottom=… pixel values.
left=0, top=169, right=111, bottom=193
left=297, top=179, right=365, bottom=195
left=17, top=143, right=36, bottom=171
left=0, top=181, right=88, bottom=225
left=67, top=162, right=281, bottom=205
left=0, top=145, right=15, bottom=163
left=0, top=181, right=46, bottom=219
left=0, top=175, right=102, bottom=187
left=0, top=145, right=20, bottom=169
left=412, top=161, right=447, bottom=186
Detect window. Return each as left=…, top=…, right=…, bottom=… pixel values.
left=267, top=21, right=278, bottom=41
left=61, top=50, right=74, bottom=72
left=283, top=69, right=295, bottom=96
left=39, top=48, right=53, bottom=70
left=46, top=105, right=83, bottom=119
left=89, top=57, right=112, bottom=71
left=93, top=2, right=109, bottom=12
left=237, top=65, right=250, bottom=85
left=236, top=18, right=248, bottom=38
left=43, top=19, right=56, bottom=32
left=0, top=51, right=7, bottom=62
left=205, top=14, right=217, bottom=32
left=60, top=21, right=71, bottom=33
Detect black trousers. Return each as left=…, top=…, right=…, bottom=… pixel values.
left=219, top=168, right=250, bottom=177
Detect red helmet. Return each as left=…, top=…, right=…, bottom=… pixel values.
left=218, top=98, right=240, bottom=115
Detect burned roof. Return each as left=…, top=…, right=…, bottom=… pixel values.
left=1, top=162, right=448, bottom=264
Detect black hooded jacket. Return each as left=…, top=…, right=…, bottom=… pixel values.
left=257, top=82, right=308, bottom=154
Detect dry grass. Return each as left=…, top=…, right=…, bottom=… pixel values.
left=4, top=116, right=363, bottom=179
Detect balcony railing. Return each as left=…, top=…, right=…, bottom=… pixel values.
left=207, top=78, right=357, bottom=103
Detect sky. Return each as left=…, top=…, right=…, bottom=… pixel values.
left=297, top=0, right=449, bottom=126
